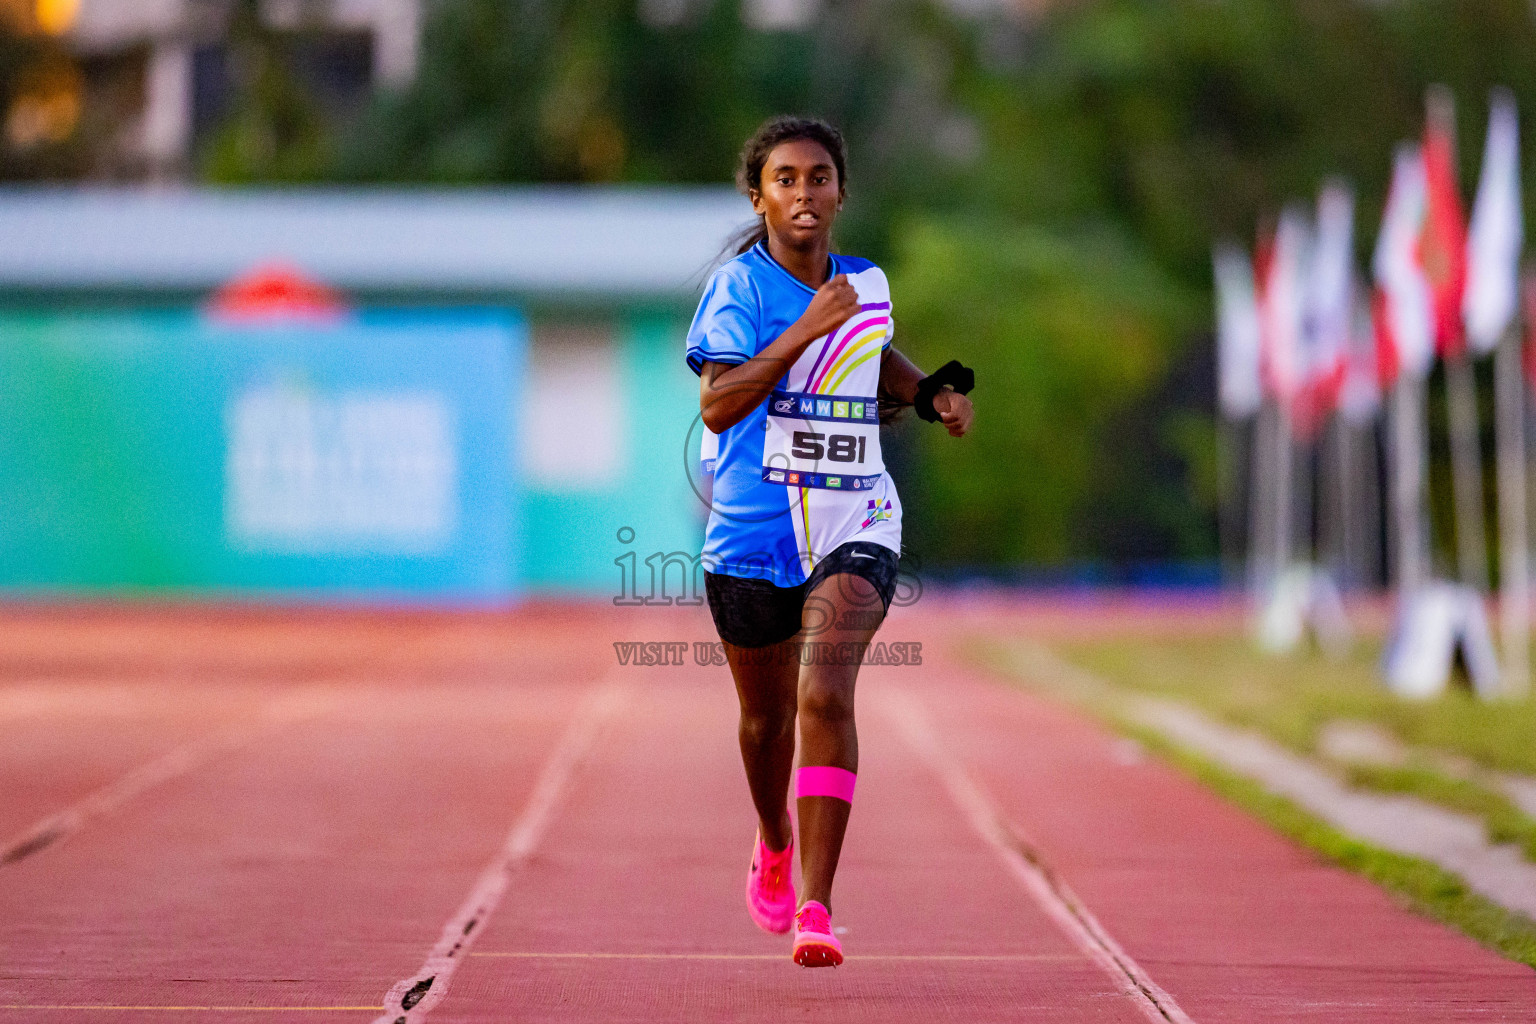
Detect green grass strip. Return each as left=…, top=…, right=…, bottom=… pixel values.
left=1345, top=762, right=1536, bottom=862
left=1118, top=722, right=1536, bottom=970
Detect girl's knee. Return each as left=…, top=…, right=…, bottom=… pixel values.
left=798, top=678, right=854, bottom=726
left=740, top=708, right=794, bottom=747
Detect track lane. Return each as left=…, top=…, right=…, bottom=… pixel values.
left=0, top=673, right=601, bottom=1023
left=438, top=658, right=1156, bottom=1023
left=371, top=678, right=628, bottom=1023
left=878, top=687, right=1194, bottom=1024
left=1, top=687, right=342, bottom=866
left=0, top=680, right=293, bottom=843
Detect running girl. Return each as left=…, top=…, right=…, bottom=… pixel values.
left=686, top=116, right=974, bottom=967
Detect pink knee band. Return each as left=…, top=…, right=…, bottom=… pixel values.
left=795, top=765, right=857, bottom=803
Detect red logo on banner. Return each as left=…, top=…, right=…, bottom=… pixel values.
left=206, top=264, right=349, bottom=324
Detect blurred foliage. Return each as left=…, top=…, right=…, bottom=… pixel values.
left=889, top=218, right=1193, bottom=562
left=186, top=0, right=1536, bottom=569
left=329, top=0, right=981, bottom=254
left=199, top=1, right=339, bottom=182
left=1013, top=0, right=1536, bottom=286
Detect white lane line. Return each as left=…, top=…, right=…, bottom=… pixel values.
left=372, top=679, right=627, bottom=1024
left=0, top=688, right=341, bottom=866
left=880, top=689, right=1196, bottom=1024
left=0, top=1005, right=380, bottom=1013
left=469, top=951, right=1076, bottom=961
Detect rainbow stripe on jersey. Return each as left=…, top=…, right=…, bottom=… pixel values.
left=804, top=302, right=891, bottom=396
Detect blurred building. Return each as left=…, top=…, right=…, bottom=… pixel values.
left=4, top=0, right=420, bottom=179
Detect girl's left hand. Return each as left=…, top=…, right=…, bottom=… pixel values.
left=931, top=390, right=973, bottom=437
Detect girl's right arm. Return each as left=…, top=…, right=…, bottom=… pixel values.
left=699, top=274, right=861, bottom=433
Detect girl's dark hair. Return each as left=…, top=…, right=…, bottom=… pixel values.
left=727, top=116, right=847, bottom=256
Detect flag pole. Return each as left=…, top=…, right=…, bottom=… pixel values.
left=1332, top=414, right=1355, bottom=586
left=1296, top=427, right=1315, bottom=571
left=1217, top=414, right=1231, bottom=584
left=1446, top=352, right=1490, bottom=591
left=1274, top=403, right=1295, bottom=580
left=1495, top=302, right=1530, bottom=695
left=1341, top=288, right=1384, bottom=592
left=1362, top=415, right=1384, bottom=589
left=1391, top=374, right=1429, bottom=592
left=1249, top=403, right=1275, bottom=593
left=1218, top=416, right=1242, bottom=588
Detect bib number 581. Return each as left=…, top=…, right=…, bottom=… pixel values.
left=792, top=430, right=867, bottom=464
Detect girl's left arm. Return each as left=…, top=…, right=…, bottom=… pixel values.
left=880, top=346, right=973, bottom=437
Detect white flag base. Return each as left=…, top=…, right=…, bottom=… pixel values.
left=1255, top=563, right=1352, bottom=658
left=1382, top=582, right=1502, bottom=700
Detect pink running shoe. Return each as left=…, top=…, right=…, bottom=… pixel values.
left=792, top=900, right=843, bottom=967
left=746, top=831, right=796, bottom=934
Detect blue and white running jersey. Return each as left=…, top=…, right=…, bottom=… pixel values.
left=686, top=240, right=901, bottom=587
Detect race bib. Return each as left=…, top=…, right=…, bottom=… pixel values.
left=761, top=267, right=891, bottom=492
left=761, top=389, right=884, bottom=491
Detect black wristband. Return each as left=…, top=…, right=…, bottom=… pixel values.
left=913, top=360, right=975, bottom=422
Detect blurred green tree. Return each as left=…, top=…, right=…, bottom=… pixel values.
left=335, top=0, right=776, bottom=183
left=889, top=217, right=1194, bottom=564
left=332, top=0, right=981, bottom=250
left=199, top=0, right=337, bottom=182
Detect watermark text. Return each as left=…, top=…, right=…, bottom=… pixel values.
left=613, top=640, right=922, bottom=667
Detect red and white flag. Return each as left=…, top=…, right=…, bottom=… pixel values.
left=1464, top=88, right=1523, bottom=355
left=1258, top=207, right=1310, bottom=415
left=1373, top=144, right=1435, bottom=382
left=1292, top=182, right=1353, bottom=437
left=1213, top=242, right=1262, bottom=419
left=1420, top=92, right=1470, bottom=359
left=1338, top=285, right=1383, bottom=424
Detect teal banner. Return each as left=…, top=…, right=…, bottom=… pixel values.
left=0, top=309, right=522, bottom=600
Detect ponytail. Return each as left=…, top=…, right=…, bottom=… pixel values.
left=726, top=217, right=769, bottom=258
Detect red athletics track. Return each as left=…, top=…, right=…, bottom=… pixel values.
left=0, top=600, right=1532, bottom=1023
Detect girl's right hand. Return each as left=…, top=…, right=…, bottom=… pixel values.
left=797, top=274, right=861, bottom=340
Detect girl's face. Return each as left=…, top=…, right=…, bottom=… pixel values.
left=750, top=139, right=843, bottom=249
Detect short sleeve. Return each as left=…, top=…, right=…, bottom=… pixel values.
left=686, top=267, right=758, bottom=375
left=844, top=261, right=893, bottom=353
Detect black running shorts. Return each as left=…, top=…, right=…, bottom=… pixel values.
left=704, top=541, right=899, bottom=649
